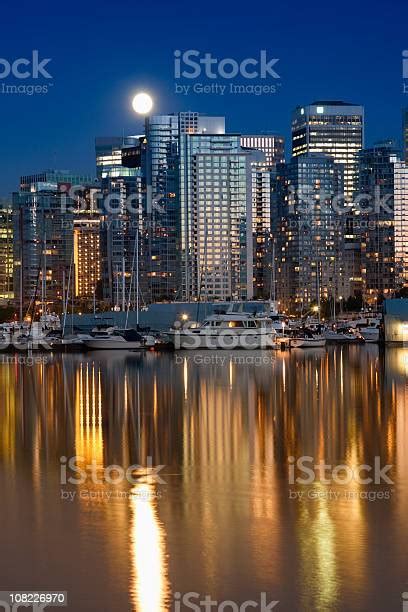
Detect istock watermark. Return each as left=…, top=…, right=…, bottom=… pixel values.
left=174, top=49, right=281, bottom=97
left=59, top=456, right=167, bottom=503
left=288, top=456, right=394, bottom=502
left=173, top=592, right=279, bottom=611
left=60, top=455, right=166, bottom=486
left=0, top=50, right=53, bottom=96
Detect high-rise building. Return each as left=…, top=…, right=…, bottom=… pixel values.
left=0, top=201, right=13, bottom=302
left=249, top=155, right=274, bottom=299
left=73, top=187, right=102, bottom=299
left=20, top=170, right=95, bottom=192
left=273, top=154, right=345, bottom=313
left=145, top=112, right=225, bottom=302
left=357, top=141, right=408, bottom=302
left=178, top=133, right=253, bottom=301
left=95, top=137, right=145, bottom=308
left=403, top=109, right=408, bottom=163
left=292, top=101, right=364, bottom=298
left=13, top=171, right=95, bottom=315
left=95, top=136, right=142, bottom=179
left=292, top=101, right=364, bottom=198
left=394, top=161, right=408, bottom=291
left=240, top=134, right=285, bottom=167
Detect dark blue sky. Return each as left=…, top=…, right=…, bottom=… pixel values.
left=0, top=0, right=407, bottom=196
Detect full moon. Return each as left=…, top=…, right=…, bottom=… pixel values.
left=132, top=92, right=153, bottom=115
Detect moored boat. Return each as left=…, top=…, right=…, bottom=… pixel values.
left=168, top=305, right=277, bottom=350
left=84, top=328, right=155, bottom=350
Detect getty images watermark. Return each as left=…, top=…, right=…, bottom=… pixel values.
left=59, top=456, right=166, bottom=502
left=174, top=50, right=281, bottom=96
left=288, top=456, right=394, bottom=502
left=0, top=51, right=52, bottom=96
left=173, top=592, right=278, bottom=611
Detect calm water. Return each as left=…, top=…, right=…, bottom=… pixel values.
left=0, top=346, right=407, bottom=611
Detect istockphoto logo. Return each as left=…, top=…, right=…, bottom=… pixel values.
left=174, top=49, right=281, bottom=97
left=0, top=50, right=53, bottom=96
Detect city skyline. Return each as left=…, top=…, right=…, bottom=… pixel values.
left=0, top=0, right=407, bottom=196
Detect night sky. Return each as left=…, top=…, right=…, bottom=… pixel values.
left=0, top=0, right=407, bottom=196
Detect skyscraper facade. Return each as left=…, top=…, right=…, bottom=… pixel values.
left=145, top=112, right=225, bottom=302
left=240, top=134, right=285, bottom=167
left=0, top=201, right=13, bottom=302
left=73, top=187, right=102, bottom=299
left=357, top=141, right=408, bottom=302
left=292, top=101, right=364, bottom=298
left=178, top=132, right=253, bottom=301
left=13, top=171, right=95, bottom=314
left=292, top=101, right=364, bottom=198
left=274, top=154, right=345, bottom=313
left=403, top=108, right=408, bottom=163
left=249, top=156, right=274, bottom=299
left=394, top=160, right=408, bottom=291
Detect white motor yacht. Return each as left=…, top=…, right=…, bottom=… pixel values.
left=168, top=307, right=277, bottom=350
left=84, top=328, right=155, bottom=350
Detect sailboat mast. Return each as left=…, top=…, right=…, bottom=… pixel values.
left=317, top=260, right=321, bottom=324
left=272, top=239, right=276, bottom=302
left=136, top=225, right=139, bottom=327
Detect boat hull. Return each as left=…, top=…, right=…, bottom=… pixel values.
left=324, top=331, right=358, bottom=343
left=291, top=337, right=326, bottom=348
left=84, top=339, right=144, bottom=350
left=168, top=330, right=276, bottom=350
left=360, top=330, right=379, bottom=343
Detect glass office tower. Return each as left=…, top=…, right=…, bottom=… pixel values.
left=403, top=109, right=408, bottom=163
left=394, top=160, right=408, bottom=291
left=357, top=141, right=408, bottom=303
left=292, top=101, right=364, bottom=298
left=178, top=133, right=253, bottom=301
left=0, top=201, right=13, bottom=302
left=292, top=101, right=363, bottom=198
left=274, top=154, right=345, bottom=313
left=13, top=171, right=95, bottom=314
left=241, top=134, right=285, bottom=167
left=145, top=112, right=225, bottom=302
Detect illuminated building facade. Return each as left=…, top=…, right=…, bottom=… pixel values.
left=0, top=202, right=13, bottom=302
left=179, top=133, right=253, bottom=301
left=249, top=156, right=274, bottom=299
left=13, top=171, right=94, bottom=313
left=274, top=154, right=345, bottom=313
left=358, top=142, right=408, bottom=302
left=95, top=137, right=146, bottom=307
left=145, top=112, right=225, bottom=302
left=292, top=101, right=363, bottom=198
left=403, top=108, right=408, bottom=163
left=292, top=101, right=364, bottom=297
left=394, top=161, right=408, bottom=291
left=95, top=136, right=141, bottom=179
left=240, top=134, right=285, bottom=167
left=73, top=187, right=101, bottom=298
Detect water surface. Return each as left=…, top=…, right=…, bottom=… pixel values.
left=0, top=346, right=407, bottom=611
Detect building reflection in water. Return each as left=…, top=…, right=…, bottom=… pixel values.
left=0, top=345, right=406, bottom=610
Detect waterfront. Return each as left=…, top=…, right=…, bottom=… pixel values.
left=0, top=346, right=407, bottom=611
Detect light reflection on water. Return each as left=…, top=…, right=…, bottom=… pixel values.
left=0, top=346, right=407, bottom=611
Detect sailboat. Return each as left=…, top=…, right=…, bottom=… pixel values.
left=291, top=260, right=326, bottom=348
left=83, top=223, right=156, bottom=350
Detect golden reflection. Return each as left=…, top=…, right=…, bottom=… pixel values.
left=129, top=484, right=171, bottom=612
left=75, top=362, right=103, bottom=464
left=0, top=346, right=405, bottom=610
